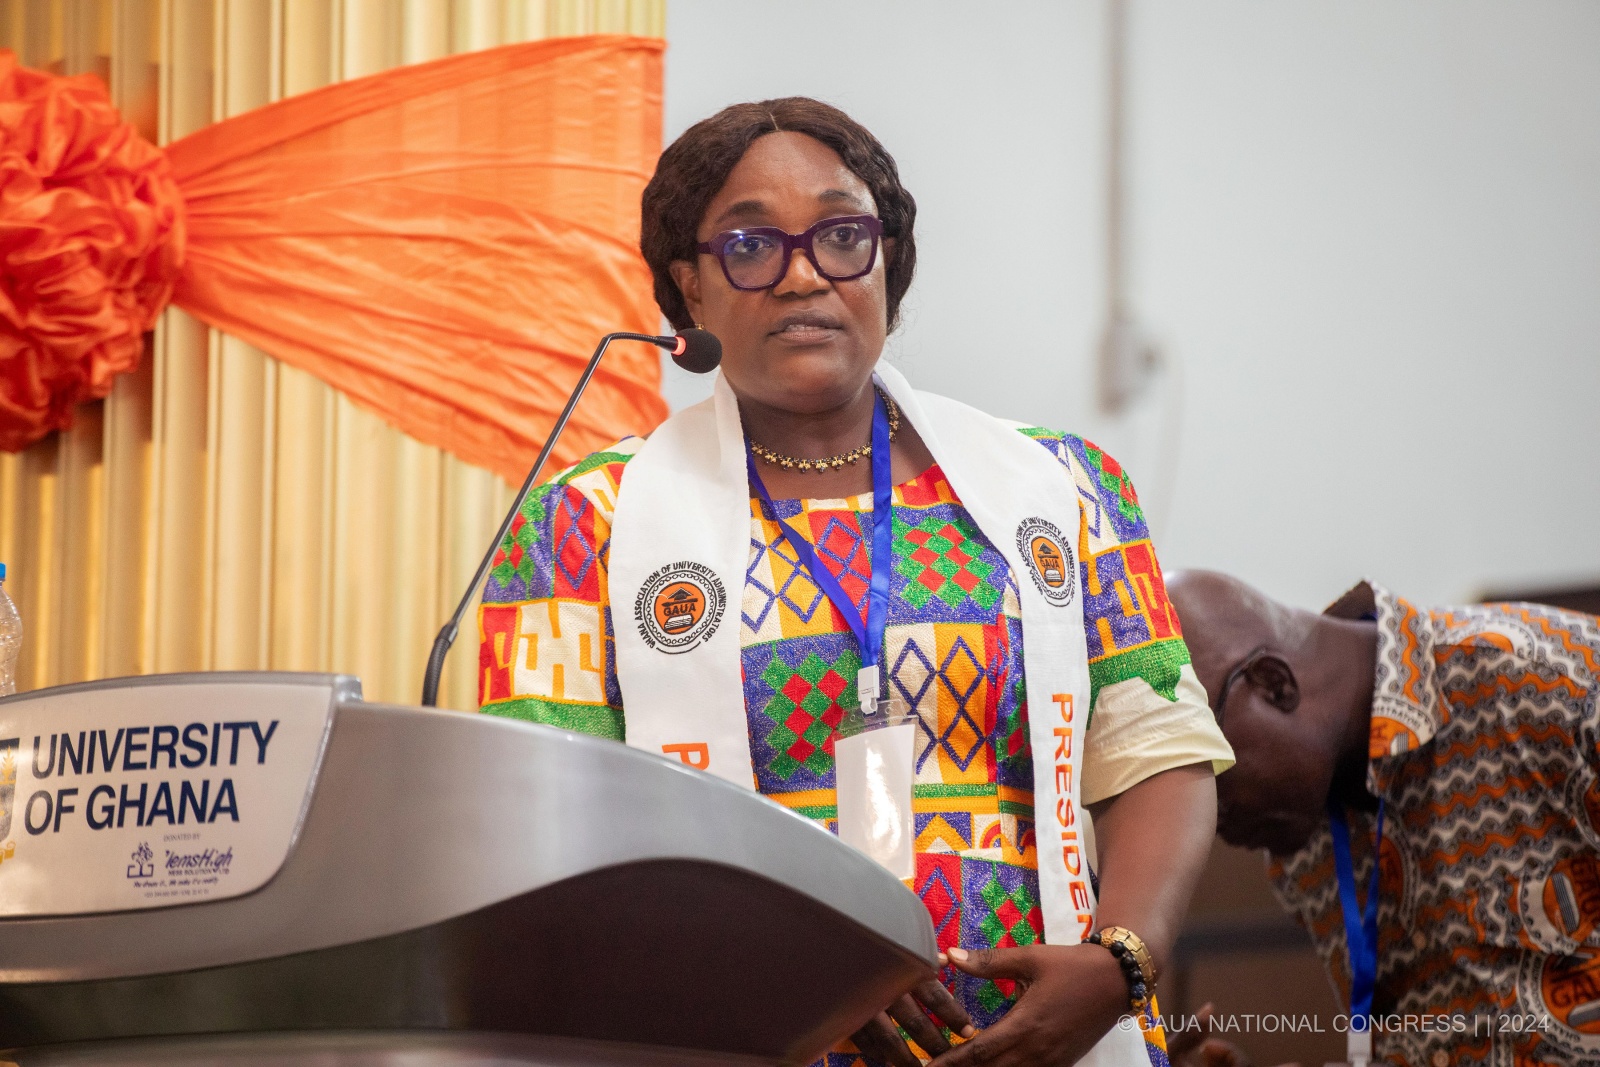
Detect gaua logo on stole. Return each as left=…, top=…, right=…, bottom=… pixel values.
left=1016, top=518, right=1075, bottom=606
left=636, top=562, right=726, bottom=654
left=0, top=737, right=17, bottom=867
left=657, top=585, right=703, bottom=635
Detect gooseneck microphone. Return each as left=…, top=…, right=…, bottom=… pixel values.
left=670, top=327, right=723, bottom=374
left=421, top=327, right=722, bottom=707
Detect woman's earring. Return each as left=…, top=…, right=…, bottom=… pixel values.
left=693, top=322, right=704, bottom=330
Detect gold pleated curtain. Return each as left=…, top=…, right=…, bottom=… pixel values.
left=0, top=0, right=665, bottom=711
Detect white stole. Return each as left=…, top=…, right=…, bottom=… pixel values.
left=609, top=362, right=1146, bottom=1066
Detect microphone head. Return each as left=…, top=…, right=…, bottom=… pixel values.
left=671, top=328, right=722, bottom=374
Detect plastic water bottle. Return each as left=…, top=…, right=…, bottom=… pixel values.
left=0, top=563, right=21, bottom=696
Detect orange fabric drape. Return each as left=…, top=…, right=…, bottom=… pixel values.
left=1, top=37, right=668, bottom=480
left=167, top=35, right=667, bottom=481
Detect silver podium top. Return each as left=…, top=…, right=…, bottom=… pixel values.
left=0, top=671, right=935, bottom=980
left=0, top=673, right=937, bottom=1065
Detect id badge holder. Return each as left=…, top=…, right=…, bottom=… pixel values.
left=833, top=664, right=916, bottom=880
left=1328, top=1027, right=1371, bottom=1067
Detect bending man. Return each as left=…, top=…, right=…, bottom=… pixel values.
left=1167, top=571, right=1600, bottom=1066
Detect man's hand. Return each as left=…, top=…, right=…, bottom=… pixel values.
left=1167, top=1003, right=1305, bottom=1067
left=850, top=974, right=976, bottom=1067
left=1168, top=1004, right=1250, bottom=1067
left=927, top=943, right=1128, bottom=1067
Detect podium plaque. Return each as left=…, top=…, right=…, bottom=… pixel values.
left=0, top=673, right=937, bottom=1065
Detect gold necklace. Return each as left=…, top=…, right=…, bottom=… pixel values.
left=748, top=389, right=901, bottom=473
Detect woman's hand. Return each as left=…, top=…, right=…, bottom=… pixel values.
left=923, top=764, right=1217, bottom=1066
left=858, top=764, right=1216, bottom=1065
left=851, top=975, right=977, bottom=1067
left=928, top=943, right=1128, bottom=1067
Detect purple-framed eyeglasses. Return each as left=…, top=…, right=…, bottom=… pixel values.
left=696, top=214, right=884, bottom=292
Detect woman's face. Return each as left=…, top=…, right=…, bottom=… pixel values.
left=670, top=131, right=893, bottom=415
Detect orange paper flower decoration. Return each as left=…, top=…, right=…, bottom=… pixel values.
left=0, top=41, right=666, bottom=479
left=0, top=51, right=184, bottom=450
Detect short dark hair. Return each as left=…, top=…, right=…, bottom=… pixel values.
left=640, top=97, right=918, bottom=332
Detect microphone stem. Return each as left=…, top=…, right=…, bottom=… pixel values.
left=421, top=331, right=663, bottom=707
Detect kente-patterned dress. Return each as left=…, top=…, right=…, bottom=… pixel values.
left=479, top=427, right=1233, bottom=1066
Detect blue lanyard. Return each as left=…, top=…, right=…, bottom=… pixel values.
left=1328, top=795, right=1386, bottom=1022
left=746, top=388, right=893, bottom=718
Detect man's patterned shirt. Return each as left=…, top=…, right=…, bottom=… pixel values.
left=1272, top=582, right=1600, bottom=1066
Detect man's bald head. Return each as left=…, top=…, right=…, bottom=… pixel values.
left=1166, top=570, right=1315, bottom=702
left=1165, top=570, right=1375, bottom=854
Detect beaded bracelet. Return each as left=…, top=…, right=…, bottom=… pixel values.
left=1094, top=926, right=1157, bottom=1013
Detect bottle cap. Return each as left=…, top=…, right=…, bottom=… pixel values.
left=0, top=562, right=6, bottom=581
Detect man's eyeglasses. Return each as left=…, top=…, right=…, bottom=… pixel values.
left=696, top=214, right=883, bottom=292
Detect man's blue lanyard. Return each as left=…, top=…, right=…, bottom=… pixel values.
left=1328, top=795, right=1386, bottom=1024
left=746, top=388, right=893, bottom=718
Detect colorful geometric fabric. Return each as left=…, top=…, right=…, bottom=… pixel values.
left=481, top=427, right=1197, bottom=1065
left=1271, top=584, right=1600, bottom=1066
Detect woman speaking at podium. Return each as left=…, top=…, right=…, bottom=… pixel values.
left=479, top=98, right=1233, bottom=1067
